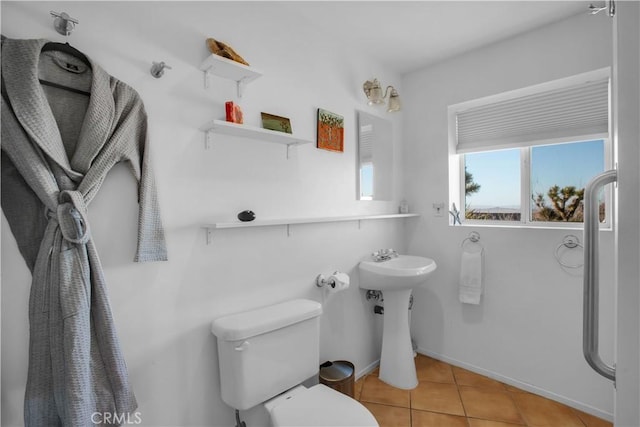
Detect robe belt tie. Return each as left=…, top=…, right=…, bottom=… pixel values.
left=46, top=190, right=91, bottom=245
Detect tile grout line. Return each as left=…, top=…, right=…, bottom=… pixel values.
left=567, top=404, right=593, bottom=427
left=503, top=385, right=528, bottom=426
left=451, top=365, right=471, bottom=421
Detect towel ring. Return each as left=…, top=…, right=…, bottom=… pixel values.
left=554, top=234, right=584, bottom=268
left=461, top=231, right=483, bottom=254
left=461, top=231, right=481, bottom=248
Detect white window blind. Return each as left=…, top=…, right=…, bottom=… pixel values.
left=453, top=69, right=610, bottom=153
left=359, top=124, right=374, bottom=162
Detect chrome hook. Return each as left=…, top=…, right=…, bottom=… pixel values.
left=150, top=61, right=172, bottom=78
left=588, top=1, right=615, bottom=17
left=50, top=11, right=78, bottom=36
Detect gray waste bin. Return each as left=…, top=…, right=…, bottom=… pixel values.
left=319, top=360, right=354, bottom=398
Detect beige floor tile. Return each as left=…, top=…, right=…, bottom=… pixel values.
left=511, top=392, right=585, bottom=426
left=468, top=418, right=524, bottom=427
left=410, top=381, right=465, bottom=416
left=415, top=355, right=456, bottom=384
left=362, top=402, right=411, bottom=427
left=573, top=409, right=613, bottom=427
left=503, top=384, right=530, bottom=394
left=459, top=386, right=523, bottom=425
left=356, top=358, right=608, bottom=427
left=452, top=366, right=506, bottom=390
left=411, top=409, right=468, bottom=427
left=360, top=375, right=411, bottom=408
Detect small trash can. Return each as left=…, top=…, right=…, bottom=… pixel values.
left=319, top=360, right=355, bottom=398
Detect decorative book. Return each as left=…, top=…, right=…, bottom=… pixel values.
left=261, top=112, right=292, bottom=134
left=225, top=101, right=244, bottom=124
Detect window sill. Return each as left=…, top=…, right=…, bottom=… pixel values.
left=451, top=221, right=613, bottom=232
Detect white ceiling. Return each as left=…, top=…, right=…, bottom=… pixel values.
left=280, top=1, right=594, bottom=74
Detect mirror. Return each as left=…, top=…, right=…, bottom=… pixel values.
left=357, top=111, right=394, bottom=200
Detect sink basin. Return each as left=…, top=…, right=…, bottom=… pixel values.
left=359, top=254, right=437, bottom=390
left=359, top=255, right=437, bottom=290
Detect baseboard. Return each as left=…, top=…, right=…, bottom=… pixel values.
left=356, top=358, right=380, bottom=381
left=417, top=348, right=613, bottom=422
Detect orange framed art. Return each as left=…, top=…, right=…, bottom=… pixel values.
left=317, top=108, right=344, bottom=153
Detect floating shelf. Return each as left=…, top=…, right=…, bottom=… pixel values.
left=199, top=54, right=263, bottom=97
left=201, top=120, right=313, bottom=156
left=203, top=213, right=419, bottom=244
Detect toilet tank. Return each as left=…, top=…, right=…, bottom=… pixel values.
left=211, top=299, right=323, bottom=410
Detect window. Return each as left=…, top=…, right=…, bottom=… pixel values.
left=463, top=140, right=608, bottom=226
left=464, top=148, right=521, bottom=221
left=450, top=68, right=611, bottom=227
left=360, top=163, right=374, bottom=200
left=530, top=140, right=606, bottom=223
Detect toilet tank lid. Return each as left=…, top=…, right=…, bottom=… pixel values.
left=211, top=299, right=323, bottom=341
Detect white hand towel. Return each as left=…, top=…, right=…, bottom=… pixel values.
left=459, top=250, right=483, bottom=304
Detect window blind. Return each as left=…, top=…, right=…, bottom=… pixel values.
left=454, top=72, right=609, bottom=153
left=359, top=124, right=374, bottom=162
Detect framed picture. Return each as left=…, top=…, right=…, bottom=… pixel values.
left=317, top=108, right=344, bottom=153
left=261, top=112, right=292, bottom=134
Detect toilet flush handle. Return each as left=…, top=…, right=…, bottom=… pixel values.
left=234, top=341, right=250, bottom=351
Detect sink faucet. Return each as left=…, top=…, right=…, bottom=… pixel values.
left=371, top=248, right=399, bottom=262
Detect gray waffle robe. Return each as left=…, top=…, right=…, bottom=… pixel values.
left=1, top=38, right=168, bottom=426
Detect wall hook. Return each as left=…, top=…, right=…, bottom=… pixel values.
left=50, top=11, right=78, bottom=36
left=150, top=61, right=172, bottom=78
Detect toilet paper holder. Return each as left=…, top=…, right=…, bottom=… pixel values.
left=316, top=272, right=349, bottom=289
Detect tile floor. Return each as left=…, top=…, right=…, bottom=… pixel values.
left=354, top=355, right=613, bottom=427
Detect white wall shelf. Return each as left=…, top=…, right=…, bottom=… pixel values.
left=203, top=213, right=419, bottom=244
left=199, top=53, right=263, bottom=97
left=201, top=120, right=313, bottom=157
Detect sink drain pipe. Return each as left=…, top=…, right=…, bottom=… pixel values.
left=368, top=292, right=417, bottom=356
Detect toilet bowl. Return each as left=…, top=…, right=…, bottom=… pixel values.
left=211, top=299, right=379, bottom=427
left=264, top=384, right=377, bottom=427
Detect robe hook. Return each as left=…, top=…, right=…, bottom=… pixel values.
left=50, top=11, right=78, bottom=36
left=150, top=61, right=172, bottom=78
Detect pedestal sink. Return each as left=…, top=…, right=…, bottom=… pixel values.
left=359, top=254, right=437, bottom=389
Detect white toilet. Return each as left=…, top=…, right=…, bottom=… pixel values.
left=211, top=299, right=378, bottom=427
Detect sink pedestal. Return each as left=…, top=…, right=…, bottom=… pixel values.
left=379, top=289, right=418, bottom=389
left=358, top=254, right=436, bottom=391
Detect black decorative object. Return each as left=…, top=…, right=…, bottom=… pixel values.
left=237, top=210, right=256, bottom=222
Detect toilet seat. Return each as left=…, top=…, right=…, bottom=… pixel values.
left=265, top=384, right=378, bottom=427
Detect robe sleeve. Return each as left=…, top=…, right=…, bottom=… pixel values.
left=135, top=127, right=168, bottom=262
left=113, top=84, right=168, bottom=262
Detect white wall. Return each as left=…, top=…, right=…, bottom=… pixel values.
left=0, top=2, right=404, bottom=426
left=403, top=11, right=616, bottom=419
